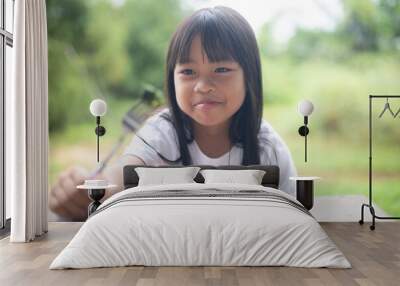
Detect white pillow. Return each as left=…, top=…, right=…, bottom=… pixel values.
left=135, top=167, right=201, bottom=186
left=200, top=169, right=266, bottom=185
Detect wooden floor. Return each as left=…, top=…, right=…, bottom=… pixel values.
left=0, top=222, right=399, bottom=286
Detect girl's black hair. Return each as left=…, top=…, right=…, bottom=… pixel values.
left=164, top=6, right=263, bottom=165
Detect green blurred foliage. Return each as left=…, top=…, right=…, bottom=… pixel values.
left=340, top=0, right=400, bottom=52
left=378, top=0, right=400, bottom=49
left=47, top=40, right=93, bottom=132
left=85, top=0, right=130, bottom=92
left=47, top=0, right=183, bottom=133
left=284, top=0, right=400, bottom=59
left=259, top=0, right=400, bottom=145
left=47, top=0, right=92, bottom=132
left=122, top=0, right=183, bottom=96
left=340, top=0, right=381, bottom=51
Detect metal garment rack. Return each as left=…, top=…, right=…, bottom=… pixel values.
left=359, top=95, right=400, bottom=230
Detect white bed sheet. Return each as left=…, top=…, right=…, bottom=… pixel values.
left=50, top=183, right=351, bottom=269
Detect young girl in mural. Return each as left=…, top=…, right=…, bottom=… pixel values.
left=50, top=6, right=297, bottom=220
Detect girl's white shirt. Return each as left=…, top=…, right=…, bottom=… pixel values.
left=122, top=108, right=297, bottom=196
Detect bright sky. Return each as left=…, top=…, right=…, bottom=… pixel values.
left=182, top=0, right=344, bottom=43
left=111, top=0, right=344, bottom=43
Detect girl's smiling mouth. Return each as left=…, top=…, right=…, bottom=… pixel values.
left=193, top=100, right=224, bottom=111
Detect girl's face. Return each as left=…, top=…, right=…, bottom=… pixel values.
left=174, top=35, right=246, bottom=127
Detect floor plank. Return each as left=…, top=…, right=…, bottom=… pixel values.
left=0, top=222, right=399, bottom=286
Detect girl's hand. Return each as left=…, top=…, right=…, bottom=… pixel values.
left=49, top=155, right=144, bottom=221
left=49, top=166, right=97, bottom=221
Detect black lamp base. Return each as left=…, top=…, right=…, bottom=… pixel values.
left=298, top=126, right=309, bottom=136
left=296, top=180, right=314, bottom=210
left=87, top=188, right=106, bottom=216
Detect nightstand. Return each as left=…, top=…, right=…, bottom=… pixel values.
left=289, top=177, right=321, bottom=210
left=77, top=180, right=117, bottom=216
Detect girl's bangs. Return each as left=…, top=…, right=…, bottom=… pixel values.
left=175, top=15, right=238, bottom=64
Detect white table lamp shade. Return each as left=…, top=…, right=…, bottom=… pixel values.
left=298, top=100, right=314, bottom=116
left=90, top=99, right=107, bottom=117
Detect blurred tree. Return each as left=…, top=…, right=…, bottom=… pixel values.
left=47, top=0, right=89, bottom=51
left=47, top=0, right=185, bottom=132
left=339, top=0, right=380, bottom=52
left=285, top=0, right=400, bottom=60
left=287, top=28, right=350, bottom=61
left=325, top=0, right=400, bottom=53
left=121, top=0, right=183, bottom=97
left=376, top=0, right=400, bottom=51
left=47, top=0, right=92, bottom=132
left=85, top=0, right=131, bottom=96
left=83, top=0, right=183, bottom=98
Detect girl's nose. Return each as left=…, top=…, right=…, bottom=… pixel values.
left=193, top=77, right=215, bottom=94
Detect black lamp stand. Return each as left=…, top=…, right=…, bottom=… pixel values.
left=95, top=116, right=106, bottom=162
left=298, top=116, right=310, bottom=162
left=89, top=116, right=106, bottom=216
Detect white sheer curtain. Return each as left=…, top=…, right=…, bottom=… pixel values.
left=6, top=0, right=49, bottom=242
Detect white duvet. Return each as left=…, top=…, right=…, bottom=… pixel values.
left=50, top=183, right=351, bottom=269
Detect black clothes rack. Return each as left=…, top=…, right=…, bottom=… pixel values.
left=359, top=95, right=400, bottom=230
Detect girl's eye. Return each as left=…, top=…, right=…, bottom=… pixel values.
left=215, top=67, right=231, bottom=73
left=180, top=69, right=195, bottom=76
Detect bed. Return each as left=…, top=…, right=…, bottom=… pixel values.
left=50, top=165, right=351, bottom=269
